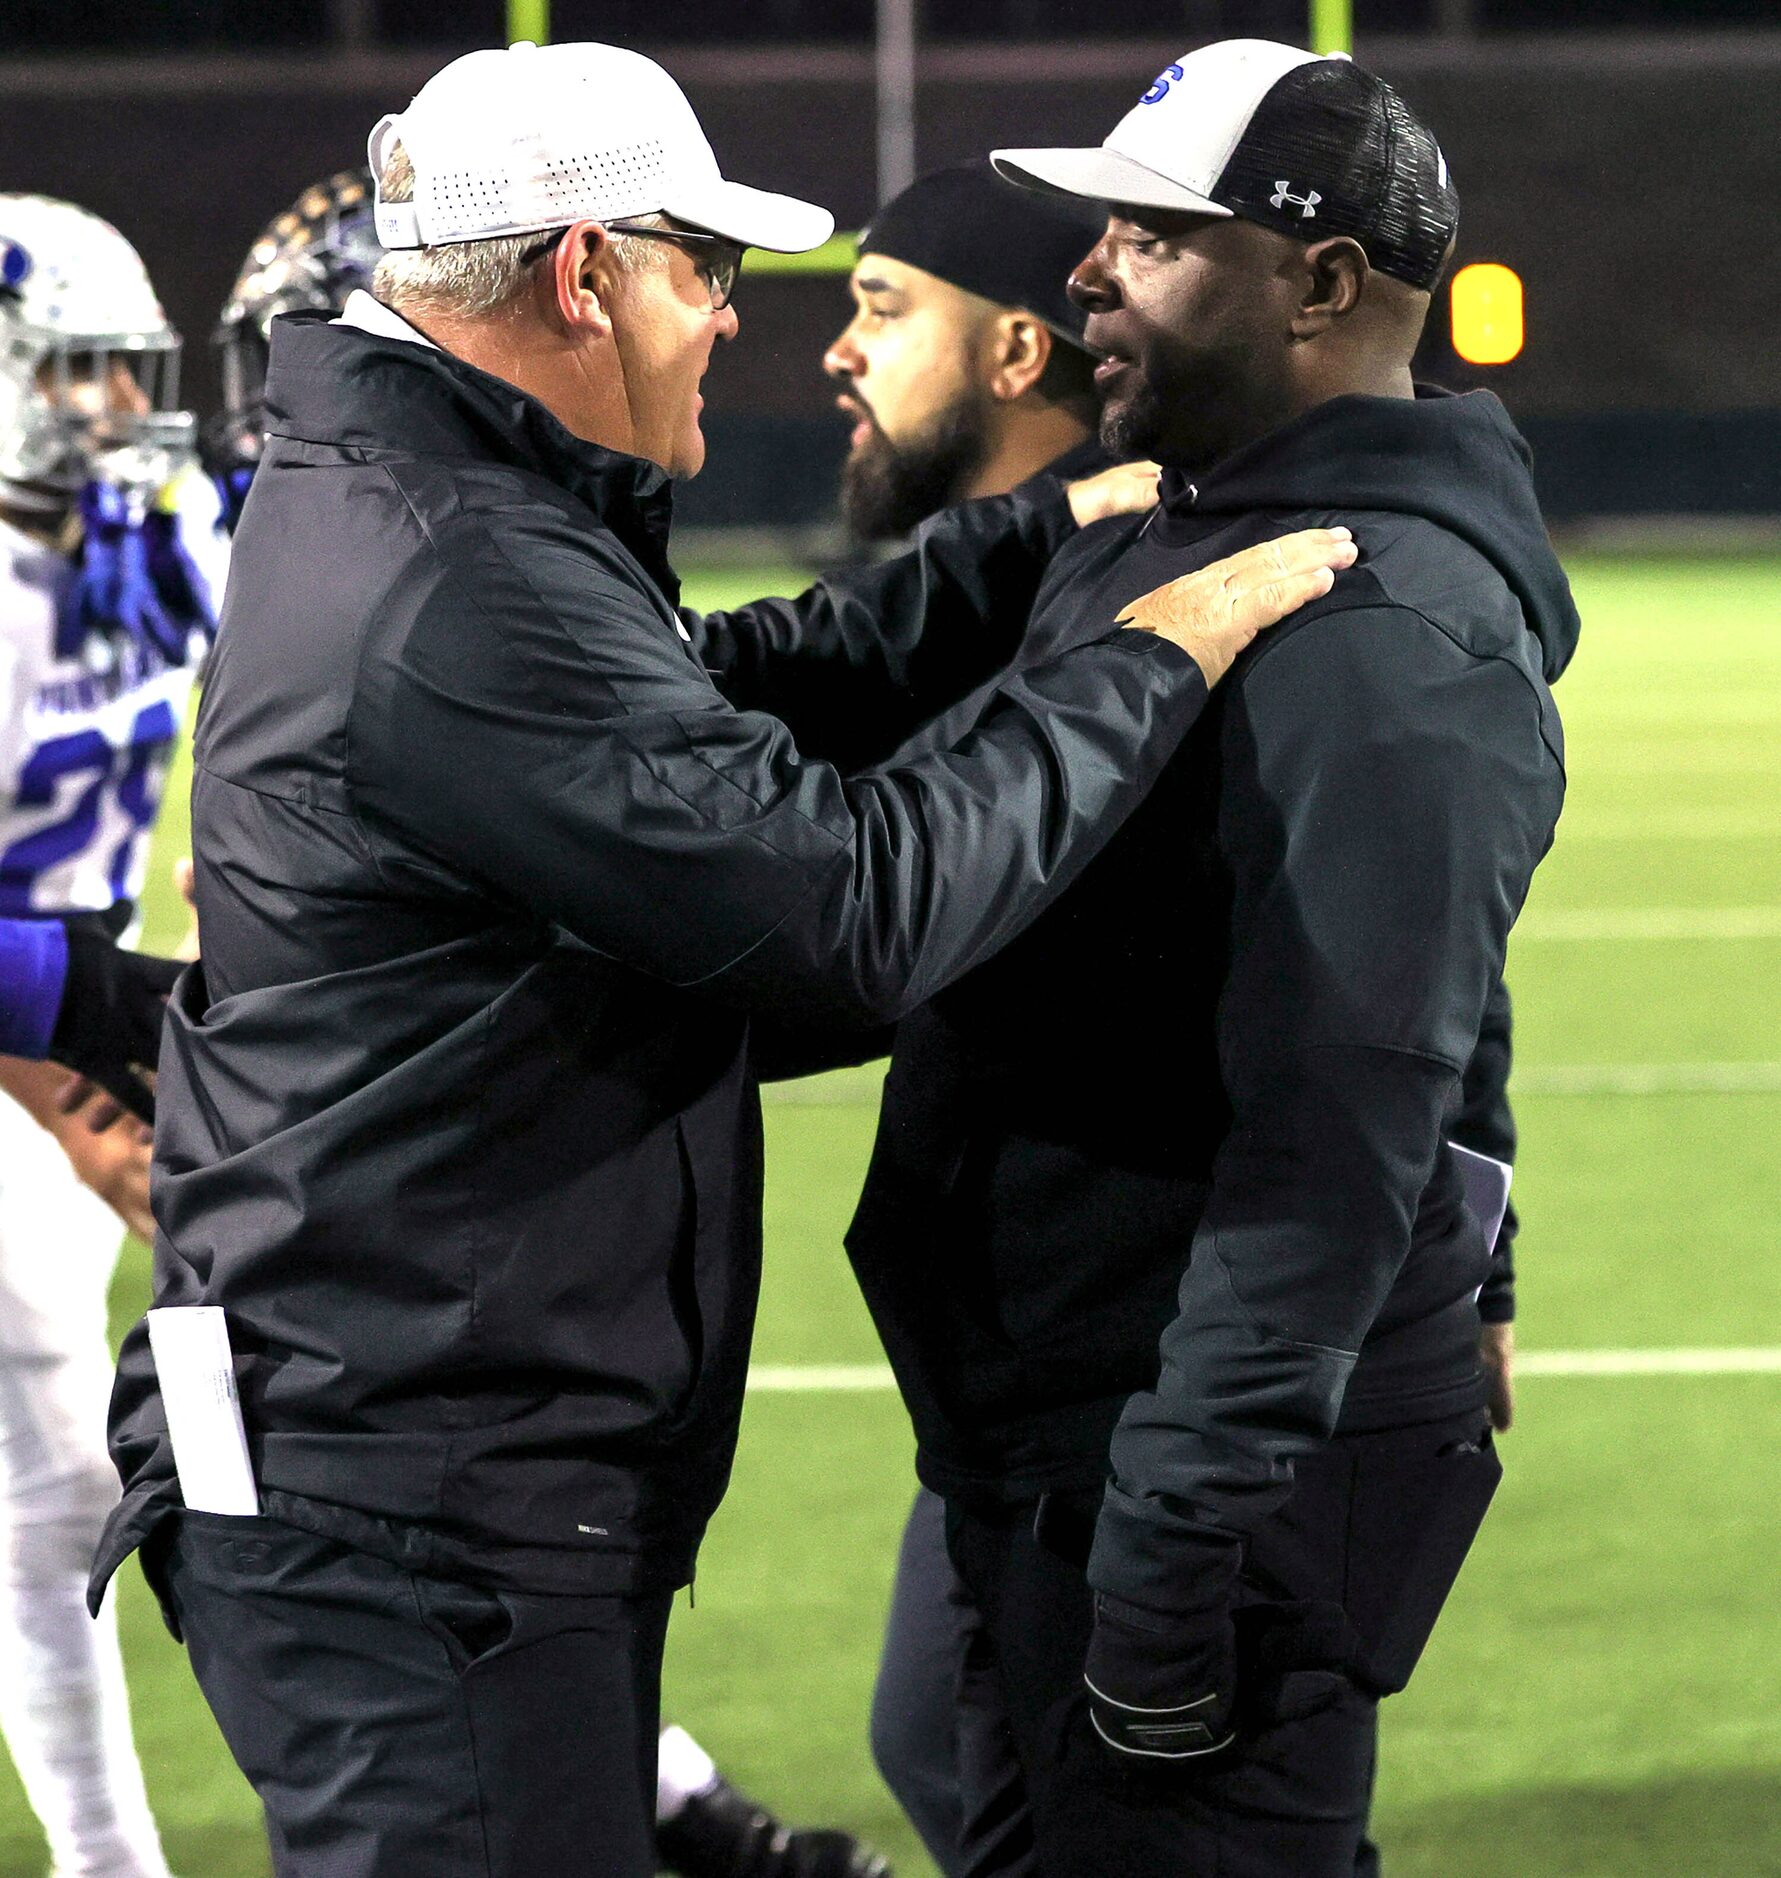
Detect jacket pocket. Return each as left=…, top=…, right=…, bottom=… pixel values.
left=412, top=1572, right=516, bottom=1675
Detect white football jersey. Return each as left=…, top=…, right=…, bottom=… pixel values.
left=0, top=469, right=227, bottom=917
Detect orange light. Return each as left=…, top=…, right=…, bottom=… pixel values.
left=1451, top=263, right=1524, bottom=366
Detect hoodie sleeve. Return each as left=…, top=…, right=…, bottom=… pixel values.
left=355, top=508, right=1207, bottom=1031
left=1455, top=976, right=1519, bottom=1324
left=681, top=480, right=1076, bottom=768
left=1087, top=603, right=1559, bottom=1616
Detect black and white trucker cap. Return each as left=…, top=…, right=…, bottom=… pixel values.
left=992, top=39, right=1457, bottom=292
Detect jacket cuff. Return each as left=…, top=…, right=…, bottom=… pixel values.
left=1086, top=1480, right=1245, bottom=1619
left=1477, top=1274, right=1516, bottom=1325
left=1026, top=468, right=1079, bottom=548
left=1108, top=629, right=1203, bottom=683
left=1478, top=1212, right=1516, bottom=1324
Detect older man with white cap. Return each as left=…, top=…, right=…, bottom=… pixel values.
left=89, top=40, right=1352, bottom=1878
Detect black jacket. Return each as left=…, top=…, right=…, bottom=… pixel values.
left=757, top=443, right=1525, bottom=1319
left=94, top=314, right=1210, bottom=1602
left=839, top=388, right=1575, bottom=1615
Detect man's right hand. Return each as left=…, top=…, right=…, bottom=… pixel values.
left=1065, top=461, right=1162, bottom=527
left=0, top=1055, right=157, bottom=1241
left=1084, top=1594, right=1238, bottom=1774
left=1482, top=1320, right=1515, bottom=1431
left=1117, top=528, right=1357, bottom=688
left=55, top=1085, right=155, bottom=1241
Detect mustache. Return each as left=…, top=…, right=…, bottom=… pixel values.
left=834, top=383, right=888, bottom=441
left=1082, top=316, right=1133, bottom=364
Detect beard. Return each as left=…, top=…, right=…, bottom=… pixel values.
left=840, top=388, right=991, bottom=542
left=1098, top=373, right=1169, bottom=463
left=1095, top=335, right=1286, bottom=475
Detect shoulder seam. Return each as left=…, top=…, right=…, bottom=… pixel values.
left=191, top=759, right=393, bottom=892
left=1240, top=593, right=1566, bottom=779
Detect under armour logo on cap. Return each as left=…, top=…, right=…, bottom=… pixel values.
left=1270, top=182, right=1322, bottom=218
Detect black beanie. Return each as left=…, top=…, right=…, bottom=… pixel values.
left=858, top=160, right=1104, bottom=352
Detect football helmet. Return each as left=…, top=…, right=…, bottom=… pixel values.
left=0, top=194, right=195, bottom=514
left=211, top=168, right=382, bottom=474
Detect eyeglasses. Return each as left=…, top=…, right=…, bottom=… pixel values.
left=518, top=223, right=743, bottom=311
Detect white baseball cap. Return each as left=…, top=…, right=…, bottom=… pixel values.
left=992, top=38, right=1458, bottom=291
left=370, top=41, right=834, bottom=256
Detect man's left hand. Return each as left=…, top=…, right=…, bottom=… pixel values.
left=1481, top=1320, right=1515, bottom=1431
left=1083, top=1594, right=1237, bottom=1772
left=1065, top=461, right=1161, bottom=528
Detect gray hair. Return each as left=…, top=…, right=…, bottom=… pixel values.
left=371, top=141, right=667, bottom=320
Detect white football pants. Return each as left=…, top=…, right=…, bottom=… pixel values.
left=0, top=1094, right=172, bottom=1878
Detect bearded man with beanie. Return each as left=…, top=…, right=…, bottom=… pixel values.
left=796, top=162, right=1113, bottom=1876
left=825, top=161, right=1109, bottom=544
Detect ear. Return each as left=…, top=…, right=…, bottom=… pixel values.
left=551, top=220, right=619, bottom=339
left=1290, top=236, right=1369, bottom=341
left=987, top=313, right=1053, bottom=403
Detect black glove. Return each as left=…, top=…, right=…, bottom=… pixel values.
left=1083, top=1592, right=1238, bottom=1769
left=46, top=927, right=181, bottom=1123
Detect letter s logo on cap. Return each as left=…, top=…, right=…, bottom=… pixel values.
left=1140, top=64, right=1184, bottom=106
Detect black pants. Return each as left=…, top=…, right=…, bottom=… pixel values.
left=943, top=1411, right=1500, bottom=1878
left=872, top=1487, right=1039, bottom=1878
left=149, top=1510, right=673, bottom=1878
left=873, top=1488, right=1387, bottom=1878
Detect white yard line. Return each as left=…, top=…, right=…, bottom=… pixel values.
left=749, top=1365, right=897, bottom=1392
left=747, top=1351, right=1781, bottom=1392
left=1516, top=906, right=1781, bottom=940
left=1517, top=1349, right=1781, bottom=1377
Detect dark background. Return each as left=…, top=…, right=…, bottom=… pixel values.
left=2, top=6, right=1775, bottom=527
left=2, top=0, right=1776, bottom=50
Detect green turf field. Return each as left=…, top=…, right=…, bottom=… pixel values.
left=1, top=550, right=1777, bottom=1877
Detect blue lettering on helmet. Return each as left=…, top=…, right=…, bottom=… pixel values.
left=1141, top=64, right=1184, bottom=105
left=0, top=239, right=31, bottom=290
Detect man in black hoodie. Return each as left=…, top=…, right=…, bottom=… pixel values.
left=836, top=41, right=1576, bottom=1876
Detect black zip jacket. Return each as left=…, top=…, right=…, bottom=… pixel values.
left=93, top=314, right=1211, bottom=1605
left=838, top=388, right=1575, bottom=1615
